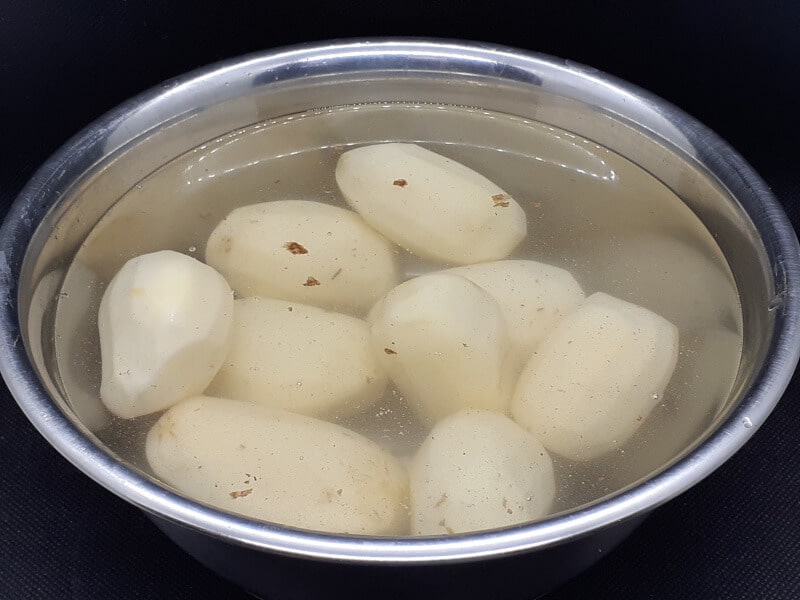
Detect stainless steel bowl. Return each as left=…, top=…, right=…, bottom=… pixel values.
left=1, top=40, right=798, bottom=599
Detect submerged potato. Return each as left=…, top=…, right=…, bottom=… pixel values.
left=208, top=297, right=386, bottom=418
left=511, top=292, right=679, bottom=461
left=98, top=251, right=233, bottom=419
left=146, top=396, right=409, bottom=534
left=336, top=143, right=527, bottom=265
left=411, top=410, right=555, bottom=535
left=206, top=200, right=399, bottom=313
left=445, top=260, right=585, bottom=364
left=370, top=273, right=516, bottom=423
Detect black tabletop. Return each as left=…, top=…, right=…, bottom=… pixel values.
left=2, top=2, right=800, bottom=598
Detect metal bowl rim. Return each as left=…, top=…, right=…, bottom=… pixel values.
left=1, top=38, right=798, bottom=564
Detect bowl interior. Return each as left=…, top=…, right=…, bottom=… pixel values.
left=4, top=41, right=794, bottom=561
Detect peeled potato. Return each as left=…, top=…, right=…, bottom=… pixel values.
left=146, top=396, right=409, bottom=535
left=445, top=260, right=585, bottom=364
left=411, top=410, right=555, bottom=535
left=206, top=200, right=399, bottom=313
left=335, top=143, right=527, bottom=265
left=511, top=292, right=679, bottom=461
left=369, top=273, right=516, bottom=423
left=98, top=250, right=233, bottom=419
left=208, top=297, right=386, bottom=418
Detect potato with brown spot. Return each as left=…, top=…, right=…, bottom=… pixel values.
left=411, top=410, right=555, bottom=535
left=336, top=143, right=527, bottom=265
left=206, top=200, right=399, bottom=313
left=146, top=396, right=409, bottom=534
left=511, top=292, right=679, bottom=461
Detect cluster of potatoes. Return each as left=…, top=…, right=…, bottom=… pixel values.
left=98, top=143, right=679, bottom=537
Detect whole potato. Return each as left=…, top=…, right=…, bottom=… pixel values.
left=146, top=396, right=410, bottom=535
left=336, top=143, right=527, bottom=265
left=98, top=250, right=233, bottom=419
left=411, top=410, right=555, bottom=535
left=206, top=200, right=399, bottom=314
left=369, top=273, right=516, bottom=424
left=208, top=297, right=386, bottom=419
left=512, top=292, right=679, bottom=461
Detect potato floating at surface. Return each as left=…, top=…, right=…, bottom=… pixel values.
left=511, top=292, right=679, bottom=461
left=335, top=143, right=527, bottom=265
left=98, top=250, right=233, bottom=419
left=370, top=273, right=516, bottom=423
left=445, top=260, right=585, bottom=363
left=411, top=410, right=555, bottom=536
left=146, top=396, right=409, bottom=535
left=208, top=297, right=386, bottom=418
left=206, top=200, right=399, bottom=313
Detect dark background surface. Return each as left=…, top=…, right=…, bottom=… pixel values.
left=1, top=1, right=799, bottom=598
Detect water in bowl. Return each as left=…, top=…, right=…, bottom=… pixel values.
left=53, top=102, right=742, bottom=529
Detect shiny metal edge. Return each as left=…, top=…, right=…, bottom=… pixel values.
left=1, top=39, right=799, bottom=563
